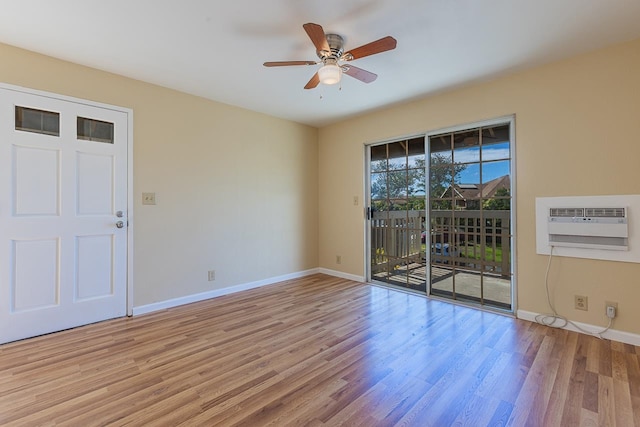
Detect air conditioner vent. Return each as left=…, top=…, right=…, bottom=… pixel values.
left=584, top=207, right=626, bottom=218
left=546, top=206, right=628, bottom=251
left=550, top=208, right=583, bottom=217
left=550, top=207, right=626, bottom=218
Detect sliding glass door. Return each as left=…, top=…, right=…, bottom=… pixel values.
left=427, top=120, right=513, bottom=311
left=367, top=137, right=427, bottom=292
left=365, top=118, right=514, bottom=313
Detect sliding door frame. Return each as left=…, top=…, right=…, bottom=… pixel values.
left=425, top=115, right=517, bottom=314
left=364, top=133, right=428, bottom=293
left=364, top=115, right=517, bottom=314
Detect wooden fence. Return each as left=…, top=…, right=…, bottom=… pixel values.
left=371, top=209, right=511, bottom=276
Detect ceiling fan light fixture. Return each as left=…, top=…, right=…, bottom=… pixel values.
left=264, top=23, right=397, bottom=90
left=318, top=61, right=342, bottom=85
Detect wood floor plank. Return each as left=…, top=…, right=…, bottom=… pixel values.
left=580, top=408, right=600, bottom=427
left=1, top=273, right=639, bottom=426
left=613, top=378, right=634, bottom=426
left=557, top=333, right=587, bottom=425
left=586, top=337, right=602, bottom=374
left=598, top=374, right=617, bottom=426
left=582, top=371, right=600, bottom=413
left=633, top=395, right=640, bottom=427
left=508, top=335, right=560, bottom=426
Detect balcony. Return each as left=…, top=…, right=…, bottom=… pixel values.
left=371, top=209, right=511, bottom=310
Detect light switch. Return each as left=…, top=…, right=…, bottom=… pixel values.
left=142, top=192, right=156, bottom=205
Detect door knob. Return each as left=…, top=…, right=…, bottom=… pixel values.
left=116, top=221, right=124, bottom=228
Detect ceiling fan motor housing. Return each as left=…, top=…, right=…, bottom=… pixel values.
left=317, top=34, right=345, bottom=63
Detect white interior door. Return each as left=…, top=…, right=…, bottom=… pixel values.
left=0, top=87, right=129, bottom=344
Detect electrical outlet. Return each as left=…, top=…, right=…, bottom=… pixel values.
left=575, top=295, right=588, bottom=311
left=336, top=255, right=342, bottom=265
left=208, top=270, right=215, bottom=281
left=605, top=301, right=618, bottom=318
left=353, top=196, right=359, bottom=206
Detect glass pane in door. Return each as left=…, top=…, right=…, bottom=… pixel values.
left=368, top=138, right=426, bottom=292
left=428, top=122, right=513, bottom=312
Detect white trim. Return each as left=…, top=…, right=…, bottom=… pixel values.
left=132, top=268, right=320, bottom=316
left=517, top=309, right=640, bottom=346
left=318, top=268, right=365, bottom=283
left=424, top=115, right=517, bottom=138
left=126, top=107, right=134, bottom=316
left=0, top=82, right=132, bottom=114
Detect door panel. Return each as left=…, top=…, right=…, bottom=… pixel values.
left=12, top=238, right=59, bottom=311
left=427, top=122, right=513, bottom=311
left=367, top=137, right=427, bottom=292
left=13, top=145, right=60, bottom=216
left=0, top=87, right=129, bottom=344
left=77, top=152, right=114, bottom=215
left=76, top=234, right=114, bottom=300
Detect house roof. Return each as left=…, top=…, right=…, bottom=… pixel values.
left=1, top=1, right=640, bottom=127
left=445, top=175, right=511, bottom=200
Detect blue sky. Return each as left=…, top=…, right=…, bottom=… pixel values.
left=448, top=142, right=510, bottom=183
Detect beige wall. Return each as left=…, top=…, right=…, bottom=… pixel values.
left=0, top=42, right=319, bottom=306
left=319, top=38, right=640, bottom=334
left=2, top=36, right=639, bottom=336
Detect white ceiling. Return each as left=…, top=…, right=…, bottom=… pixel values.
left=1, top=0, right=640, bottom=127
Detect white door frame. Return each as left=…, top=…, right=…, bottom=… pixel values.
left=1, top=82, right=134, bottom=316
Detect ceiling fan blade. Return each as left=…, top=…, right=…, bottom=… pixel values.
left=343, top=36, right=397, bottom=61
left=343, top=65, right=377, bottom=83
left=303, top=23, right=330, bottom=53
left=263, top=61, right=317, bottom=67
left=304, top=72, right=320, bottom=90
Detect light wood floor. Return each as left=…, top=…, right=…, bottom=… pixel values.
left=1, top=274, right=639, bottom=426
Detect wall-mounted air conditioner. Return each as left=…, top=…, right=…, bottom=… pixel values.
left=547, top=207, right=628, bottom=250
left=536, top=195, right=640, bottom=263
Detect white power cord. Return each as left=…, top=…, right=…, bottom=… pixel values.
left=534, top=246, right=613, bottom=339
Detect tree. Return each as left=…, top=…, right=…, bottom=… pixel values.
left=429, top=154, right=467, bottom=196
left=483, top=188, right=511, bottom=210
left=371, top=160, right=425, bottom=211
left=371, top=154, right=468, bottom=212
left=429, top=154, right=467, bottom=210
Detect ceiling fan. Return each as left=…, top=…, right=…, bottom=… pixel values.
left=263, top=23, right=397, bottom=90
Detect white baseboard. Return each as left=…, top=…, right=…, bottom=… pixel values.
left=517, top=309, right=640, bottom=346
left=133, top=268, right=320, bottom=316
left=318, top=268, right=365, bottom=283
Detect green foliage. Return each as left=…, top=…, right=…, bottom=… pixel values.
left=370, top=154, right=467, bottom=212
left=371, top=159, right=426, bottom=211
left=429, top=154, right=467, bottom=197
left=459, top=243, right=503, bottom=262
left=483, top=188, right=511, bottom=210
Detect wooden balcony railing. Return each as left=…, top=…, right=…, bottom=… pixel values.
left=371, top=209, right=511, bottom=277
